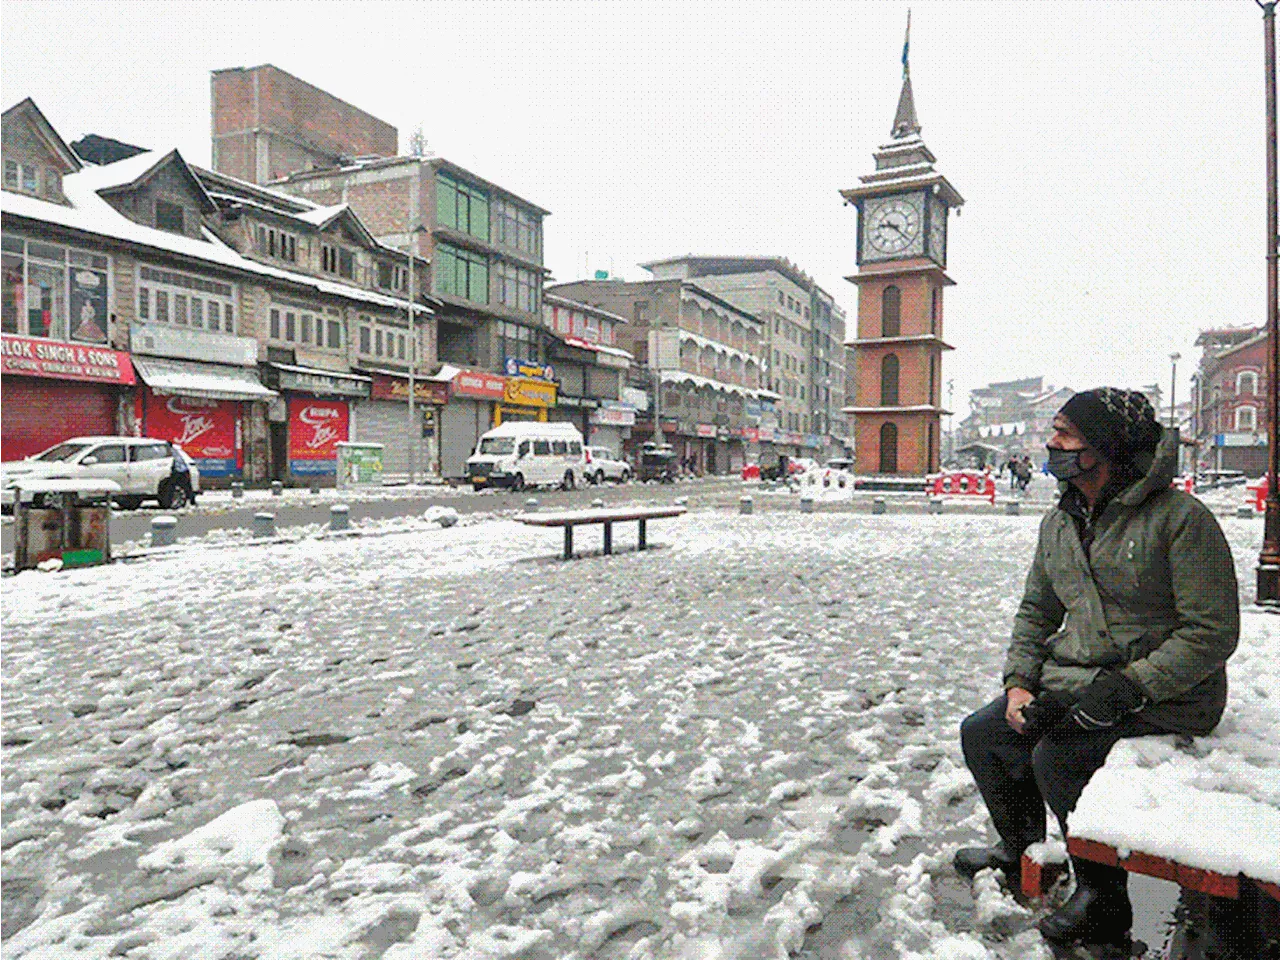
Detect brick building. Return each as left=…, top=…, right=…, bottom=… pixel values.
left=211, top=65, right=397, bottom=185
left=1193, top=325, right=1272, bottom=476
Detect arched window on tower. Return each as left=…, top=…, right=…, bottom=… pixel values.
left=881, top=353, right=900, bottom=406
left=930, top=288, right=940, bottom=334
left=882, top=286, right=901, bottom=337
left=879, top=422, right=898, bottom=474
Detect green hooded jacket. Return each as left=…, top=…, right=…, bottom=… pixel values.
left=1002, top=430, right=1240, bottom=735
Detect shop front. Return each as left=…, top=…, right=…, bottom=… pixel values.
left=552, top=394, right=596, bottom=437
left=356, top=372, right=450, bottom=479
left=131, top=356, right=277, bottom=482
left=588, top=401, right=636, bottom=454
left=1, top=333, right=134, bottom=461
left=263, top=363, right=370, bottom=484
left=496, top=373, right=557, bottom=427
left=441, top=368, right=505, bottom=480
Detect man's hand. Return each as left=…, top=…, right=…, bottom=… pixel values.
left=1005, top=687, right=1035, bottom=733
left=1067, top=670, right=1149, bottom=730
left=1020, top=689, right=1072, bottom=739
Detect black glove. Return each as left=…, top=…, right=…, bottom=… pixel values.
left=1019, top=690, right=1072, bottom=739
left=1067, top=670, right=1149, bottom=731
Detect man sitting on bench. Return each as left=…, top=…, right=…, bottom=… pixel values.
left=954, top=388, right=1240, bottom=954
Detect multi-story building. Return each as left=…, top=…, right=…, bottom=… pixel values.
left=958, top=377, right=1074, bottom=463
left=638, top=255, right=849, bottom=460
left=548, top=277, right=775, bottom=473
left=210, top=64, right=397, bottom=185
left=1193, top=325, right=1271, bottom=476
left=542, top=293, right=634, bottom=452
left=2, top=97, right=435, bottom=484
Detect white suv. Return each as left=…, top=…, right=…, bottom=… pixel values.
left=585, top=446, right=632, bottom=484
left=2, top=437, right=201, bottom=511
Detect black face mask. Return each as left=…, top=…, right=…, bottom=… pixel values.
left=1046, top=446, right=1099, bottom=481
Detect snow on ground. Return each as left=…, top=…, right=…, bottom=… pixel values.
left=1, top=508, right=1274, bottom=959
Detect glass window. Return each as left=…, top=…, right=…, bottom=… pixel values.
left=328, top=319, right=341, bottom=348
left=174, top=294, right=188, bottom=325
left=518, top=440, right=530, bottom=456
left=285, top=312, right=296, bottom=341
left=191, top=298, right=204, bottom=328
left=208, top=301, right=220, bottom=331
left=155, top=289, right=169, bottom=323
left=533, top=440, right=551, bottom=455
left=131, top=443, right=170, bottom=462
left=397, top=334, right=406, bottom=359
left=26, top=262, right=67, bottom=338
left=360, top=326, right=371, bottom=353
left=552, top=440, right=567, bottom=455
left=89, top=444, right=127, bottom=464
left=137, top=287, right=150, bottom=321
left=375, top=329, right=384, bottom=356
left=3, top=160, right=17, bottom=190
left=270, top=309, right=281, bottom=340
left=22, top=165, right=38, bottom=194
left=338, top=249, right=354, bottom=280
left=301, top=314, right=313, bottom=343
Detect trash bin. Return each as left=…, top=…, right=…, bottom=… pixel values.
left=12, top=478, right=118, bottom=572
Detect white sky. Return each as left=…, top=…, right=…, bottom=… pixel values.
left=2, top=0, right=1273, bottom=418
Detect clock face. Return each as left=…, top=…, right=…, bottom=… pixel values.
left=928, top=196, right=947, bottom=265
left=865, top=194, right=924, bottom=258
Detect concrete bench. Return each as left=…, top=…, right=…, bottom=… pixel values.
left=516, top=505, right=687, bottom=559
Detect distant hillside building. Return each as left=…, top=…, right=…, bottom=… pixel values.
left=959, top=377, right=1073, bottom=463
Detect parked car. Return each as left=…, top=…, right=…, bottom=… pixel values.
left=1196, top=469, right=1248, bottom=490
left=825, top=457, right=854, bottom=472
left=466, top=421, right=586, bottom=491
left=584, top=446, right=631, bottom=484
left=1, top=436, right=201, bottom=511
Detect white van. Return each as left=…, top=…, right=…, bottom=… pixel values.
left=466, top=421, right=586, bottom=491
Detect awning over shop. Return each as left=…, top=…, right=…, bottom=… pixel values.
left=266, top=363, right=371, bottom=398
left=132, top=356, right=276, bottom=401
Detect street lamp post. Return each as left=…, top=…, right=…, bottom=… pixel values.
left=405, top=224, right=428, bottom=485
left=1258, top=0, right=1279, bottom=605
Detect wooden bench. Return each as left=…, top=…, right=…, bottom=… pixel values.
left=516, top=505, right=687, bottom=559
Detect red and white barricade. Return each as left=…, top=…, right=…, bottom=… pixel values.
left=741, top=464, right=761, bottom=481
left=928, top=471, right=997, bottom=504
left=1171, top=475, right=1195, bottom=494
left=1246, top=475, right=1269, bottom=513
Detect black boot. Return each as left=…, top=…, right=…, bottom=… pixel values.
left=954, top=842, right=1022, bottom=884
left=1038, top=857, right=1132, bottom=948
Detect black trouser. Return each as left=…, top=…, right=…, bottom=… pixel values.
left=960, top=695, right=1163, bottom=885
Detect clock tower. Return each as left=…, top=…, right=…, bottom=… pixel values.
left=841, top=35, right=963, bottom=476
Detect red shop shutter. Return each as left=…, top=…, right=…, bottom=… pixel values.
left=1, top=376, right=118, bottom=461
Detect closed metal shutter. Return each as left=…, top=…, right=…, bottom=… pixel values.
left=1, top=376, right=118, bottom=461
left=441, top=398, right=485, bottom=479
left=352, top=400, right=417, bottom=479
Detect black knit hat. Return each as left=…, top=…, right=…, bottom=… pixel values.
left=1058, top=388, right=1162, bottom=466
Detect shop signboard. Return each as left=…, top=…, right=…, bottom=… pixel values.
left=276, top=366, right=368, bottom=398
left=503, top=357, right=556, bottom=382
left=1215, top=432, right=1266, bottom=448
left=1, top=333, right=134, bottom=384
left=453, top=369, right=506, bottom=400
left=336, top=442, right=384, bottom=488
left=620, top=386, right=649, bottom=412
left=591, top=403, right=636, bottom=427
left=370, top=373, right=450, bottom=404
left=743, top=427, right=760, bottom=441
left=144, top=390, right=241, bottom=476
left=757, top=426, right=775, bottom=442
left=288, top=398, right=349, bottom=475
left=695, top=423, right=717, bottom=438
left=504, top=377, right=557, bottom=408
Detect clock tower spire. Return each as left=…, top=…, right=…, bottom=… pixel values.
left=840, top=16, right=964, bottom=477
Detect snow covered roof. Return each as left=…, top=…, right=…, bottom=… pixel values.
left=79, top=149, right=216, bottom=214
left=659, top=369, right=777, bottom=401
left=558, top=335, right=633, bottom=363
left=677, top=329, right=758, bottom=366
left=132, top=356, right=277, bottom=401
left=3, top=98, right=82, bottom=173
left=1, top=175, right=432, bottom=316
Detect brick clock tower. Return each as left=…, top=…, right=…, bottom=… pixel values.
left=841, top=44, right=963, bottom=476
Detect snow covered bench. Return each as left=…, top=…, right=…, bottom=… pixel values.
left=1020, top=609, right=1280, bottom=914
left=517, top=505, right=686, bottom=559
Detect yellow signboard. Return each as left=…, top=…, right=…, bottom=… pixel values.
left=503, top=376, right=557, bottom=408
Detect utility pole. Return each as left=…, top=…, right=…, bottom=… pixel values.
left=406, top=235, right=416, bottom=485
left=1258, top=0, right=1279, bottom=605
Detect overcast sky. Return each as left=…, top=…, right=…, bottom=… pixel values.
left=2, top=0, right=1273, bottom=417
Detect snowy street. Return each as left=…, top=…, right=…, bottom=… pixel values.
left=2, top=507, right=1275, bottom=959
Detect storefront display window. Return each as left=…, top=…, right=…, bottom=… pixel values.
left=0, top=237, right=109, bottom=343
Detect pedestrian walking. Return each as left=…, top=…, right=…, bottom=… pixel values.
left=954, top=388, right=1239, bottom=955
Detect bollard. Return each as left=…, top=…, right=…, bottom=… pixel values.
left=309, top=477, right=321, bottom=495
left=253, top=512, right=276, bottom=538
left=927, top=497, right=944, bottom=515
left=592, top=498, right=604, bottom=508
left=271, top=480, right=283, bottom=497
left=150, top=515, right=177, bottom=548
left=231, top=481, right=244, bottom=499
left=800, top=496, right=814, bottom=514
left=739, top=496, right=753, bottom=515
left=872, top=497, right=887, bottom=515
left=1237, top=505, right=1256, bottom=519
left=1005, top=500, right=1021, bottom=516
left=525, top=498, right=539, bottom=512
left=330, top=504, right=350, bottom=532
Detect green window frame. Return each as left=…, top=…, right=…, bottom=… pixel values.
left=435, top=173, right=490, bottom=242
left=433, top=243, right=490, bottom=305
